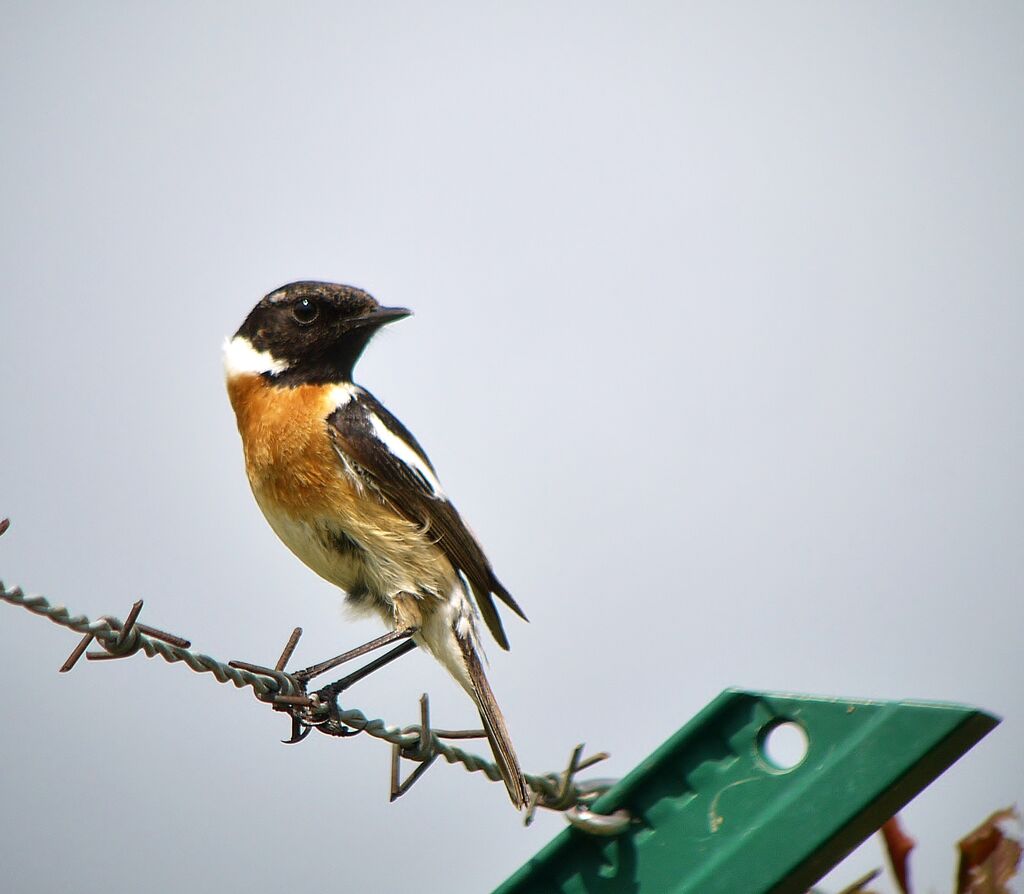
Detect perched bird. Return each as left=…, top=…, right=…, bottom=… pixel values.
left=224, top=281, right=529, bottom=807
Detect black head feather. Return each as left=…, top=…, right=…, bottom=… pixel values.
left=236, top=281, right=410, bottom=385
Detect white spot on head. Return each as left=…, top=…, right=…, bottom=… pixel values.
left=222, top=335, right=290, bottom=377
left=368, top=412, right=446, bottom=497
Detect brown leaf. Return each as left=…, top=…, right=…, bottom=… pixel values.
left=956, top=806, right=1022, bottom=894
left=881, top=815, right=915, bottom=894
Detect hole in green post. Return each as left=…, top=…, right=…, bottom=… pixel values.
left=759, top=719, right=809, bottom=771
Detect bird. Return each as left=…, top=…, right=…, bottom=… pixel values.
left=223, top=281, right=529, bottom=807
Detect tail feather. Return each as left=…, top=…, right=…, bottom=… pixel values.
left=458, top=634, right=529, bottom=809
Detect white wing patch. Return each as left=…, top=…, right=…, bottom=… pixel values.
left=222, top=335, right=290, bottom=376
left=368, top=411, right=446, bottom=498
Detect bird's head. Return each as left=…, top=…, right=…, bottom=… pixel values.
left=224, top=281, right=411, bottom=385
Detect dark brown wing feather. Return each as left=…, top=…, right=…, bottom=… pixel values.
left=327, top=392, right=527, bottom=650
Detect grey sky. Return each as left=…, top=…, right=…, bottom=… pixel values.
left=1, top=3, right=1022, bottom=892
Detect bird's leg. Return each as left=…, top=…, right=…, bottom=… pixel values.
left=293, top=639, right=419, bottom=741
left=293, top=592, right=423, bottom=684
left=318, top=639, right=419, bottom=698
left=294, top=628, right=417, bottom=683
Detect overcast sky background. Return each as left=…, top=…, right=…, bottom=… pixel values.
left=1, top=3, right=1022, bottom=892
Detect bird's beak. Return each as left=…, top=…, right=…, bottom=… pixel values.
left=351, top=305, right=412, bottom=329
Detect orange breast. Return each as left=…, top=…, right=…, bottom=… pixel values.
left=226, top=373, right=356, bottom=517
left=226, top=372, right=456, bottom=602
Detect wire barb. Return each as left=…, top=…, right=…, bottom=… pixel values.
left=390, top=693, right=439, bottom=799
left=134, top=623, right=191, bottom=649
left=275, top=627, right=303, bottom=671
left=59, top=632, right=95, bottom=673
left=0, top=575, right=626, bottom=832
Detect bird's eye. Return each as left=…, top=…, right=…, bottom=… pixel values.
left=292, top=297, right=319, bottom=325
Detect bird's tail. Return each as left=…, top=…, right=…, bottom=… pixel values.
left=414, top=596, right=529, bottom=809
left=456, top=632, right=529, bottom=809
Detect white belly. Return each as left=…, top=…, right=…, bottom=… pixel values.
left=254, top=492, right=368, bottom=587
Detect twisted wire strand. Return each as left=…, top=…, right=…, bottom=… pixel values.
left=324, top=702, right=559, bottom=796
left=0, top=583, right=290, bottom=696
left=0, top=579, right=615, bottom=818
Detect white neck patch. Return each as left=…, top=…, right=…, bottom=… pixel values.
left=327, top=382, right=358, bottom=407
left=222, top=335, right=290, bottom=377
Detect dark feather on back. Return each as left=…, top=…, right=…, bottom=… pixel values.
left=327, top=391, right=527, bottom=650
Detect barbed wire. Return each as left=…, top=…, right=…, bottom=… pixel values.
left=0, top=522, right=629, bottom=833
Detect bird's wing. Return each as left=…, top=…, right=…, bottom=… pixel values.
left=326, top=390, right=527, bottom=650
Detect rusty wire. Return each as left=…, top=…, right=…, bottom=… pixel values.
left=0, top=543, right=628, bottom=832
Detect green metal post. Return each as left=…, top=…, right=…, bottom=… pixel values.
left=495, top=689, right=998, bottom=894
